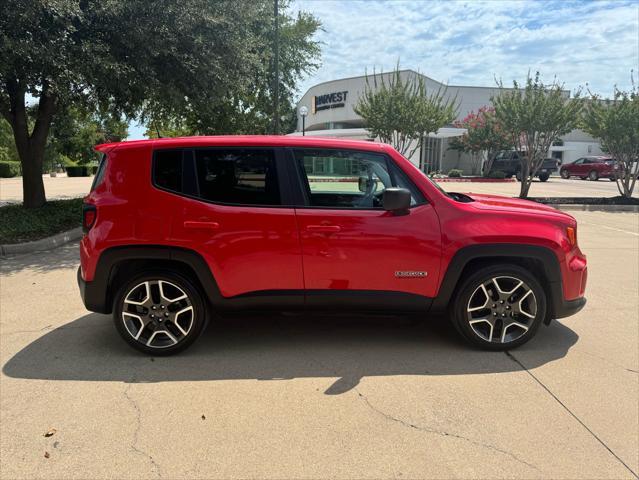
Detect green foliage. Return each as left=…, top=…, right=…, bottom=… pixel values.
left=144, top=4, right=321, bottom=136
left=581, top=84, right=639, bottom=198
left=0, top=119, right=18, bottom=162
left=48, top=107, right=128, bottom=165
left=354, top=65, right=458, bottom=158
left=0, top=161, right=21, bottom=177
left=492, top=72, right=582, bottom=198
left=487, top=170, right=506, bottom=179
left=447, top=169, right=463, bottom=178
left=0, top=198, right=83, bottom=243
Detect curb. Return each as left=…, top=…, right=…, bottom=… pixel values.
left=552, top=204, right=639, bottom=212
left=0, top=227, right=83, bottom=256
left=433, top=178, right=516, bottom=183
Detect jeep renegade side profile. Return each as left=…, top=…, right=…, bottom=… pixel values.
left=78, top=136, right=587, bottom=355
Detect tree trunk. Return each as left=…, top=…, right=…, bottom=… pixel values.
left=2, top=80, right=56, bottom=208
left=519, top=161, right=532, bottom=198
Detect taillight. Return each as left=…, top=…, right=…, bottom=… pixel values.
left=83, top=204, right=97, bottom=233
left=566, top=226, right=577, bottom=247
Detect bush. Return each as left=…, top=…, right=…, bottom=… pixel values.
left=60, top=155, right=77, bottom=167
left=66, top=165, right=92, bottom=177
left=488, top=170, right=506, bottom=179
left=0, top=197, right=84, bottom=243
left=447, top=169, right=463, bottom=178
left=0, top=161, right=21, bottom=178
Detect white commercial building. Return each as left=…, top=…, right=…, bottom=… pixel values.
left=291, top=70, right=602, bottom=174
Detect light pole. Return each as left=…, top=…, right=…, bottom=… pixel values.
left=299, top=105, right=308, bottom=136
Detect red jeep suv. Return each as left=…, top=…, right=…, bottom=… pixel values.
left=78, top=136, right=587, bottom=354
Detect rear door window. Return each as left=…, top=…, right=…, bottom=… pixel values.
left=194, top=149, right=280, bottom=206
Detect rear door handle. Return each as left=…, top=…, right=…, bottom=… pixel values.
left=183, top=221, right=220, bottom=230
left=306, top=225, right=341, bottom=233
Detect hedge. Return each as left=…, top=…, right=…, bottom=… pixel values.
left=0, top=161, right=21, bottom=178
left=66, top=165, right=92, bottom=177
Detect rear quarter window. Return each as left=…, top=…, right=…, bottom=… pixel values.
left=154, top=150, right=183, bottom=193
left=90, top=154, right=108, bottom=191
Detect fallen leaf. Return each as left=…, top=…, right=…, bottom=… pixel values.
left=44, top=428, right=56, bottom=437
left=44, top=452, right=50, bottom=459
left=201, top=415, right=206, bottom=420
left=150, top=358, right=155, bottom=362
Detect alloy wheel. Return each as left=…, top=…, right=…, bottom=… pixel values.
left=466, top=276, right=537, bottom=344
left=121, top=280, right=194, bottom=348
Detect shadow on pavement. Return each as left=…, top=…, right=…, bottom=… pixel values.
left=3, top=311, right=578, bottom=394
left=0, top=242, right=79, bottom=275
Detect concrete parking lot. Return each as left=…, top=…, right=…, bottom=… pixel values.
left=1, top=210, right=637, bottom=479
left=1, top=174, right=637, bottom=206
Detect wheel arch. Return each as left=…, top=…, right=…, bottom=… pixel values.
left=88, top=245, right=222, bottom=314
left=431, top=244, right=562, bottom=323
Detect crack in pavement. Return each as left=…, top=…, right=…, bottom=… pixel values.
left=505, top=351, right=638, bottom=479
left=123, top=384, right=163, bottom=478
left=310, top=354, right=539, bottom=472
left=354, top=388, right=540, bottom=472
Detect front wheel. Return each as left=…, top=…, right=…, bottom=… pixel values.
left=450, top=265, right=546, bottom=350
left=560, top=169, right=570, bottom=179
left=538, top=172, right=550, bottom=182
left=114, top=271, right=208, bottom=355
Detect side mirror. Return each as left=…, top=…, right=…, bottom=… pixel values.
left=383, top=188, right=411, bottom=214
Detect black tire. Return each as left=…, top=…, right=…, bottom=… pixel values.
left=588, top=170, right=598, bottom=181
left=609, top=176, right=616, bottom=182
left=449, top=264, right=546, bottom=351
left=538, top=173, right=550, bottom=182
left=560, top=169, right=570, bottom=179
left=515, top=171, right=522, bottom=181
left=113, top=270, right=208, bottom=355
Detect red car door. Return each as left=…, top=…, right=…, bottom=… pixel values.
left=291, top=148, right=442, bottom=300
left=159, top=147, right=304, bottom=298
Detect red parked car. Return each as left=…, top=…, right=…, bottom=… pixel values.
left=559, top=156, right=617, bottom=181
left=78, top=136, right=587, bottom=354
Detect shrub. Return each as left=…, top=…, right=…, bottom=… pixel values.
left=488, top=170, right=506, bottom=179
left=66, top=165, right=92, bottom=177
left=447, top=169, right=463, bottom=178
left=0, top=161, right=21, bottom=178
left=60, top=155, right=78, bottom=167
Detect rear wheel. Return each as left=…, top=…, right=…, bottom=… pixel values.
left=560, top=169, right=570, bottom=179
left=538, top=172, right=550, bottom=182
left=515, top=171, right=522, bottom=181
left=588, top=170, right=599, bottom=181
left=450, top=265, right=546, bottom=350
left=113, top=271, right=208, bottom=355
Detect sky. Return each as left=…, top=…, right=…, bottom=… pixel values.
left=128, top=0, right=638, bottom=140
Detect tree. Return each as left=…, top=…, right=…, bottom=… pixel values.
left=1, top=0, right=314, bottom=207
left=144, top=5, right=321, bottom=137
left=354, top=66, right=458, bottom=159
left=581, top=85, right=639, bottom=198
left=48, top=107, right=128, bottom=166
left=492, top=72, right=582, bottom=198
left=448, top=106, right=511, bottom=175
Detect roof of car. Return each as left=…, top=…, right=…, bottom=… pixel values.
left=95, top=135, right=389, bottom=153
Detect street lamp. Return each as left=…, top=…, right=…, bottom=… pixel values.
left=299, top=105, right=308, bottom=136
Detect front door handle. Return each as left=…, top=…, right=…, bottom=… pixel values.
left=306, top=225, right=341, bottom=233
left=183, top=221, right=220, bottom=231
